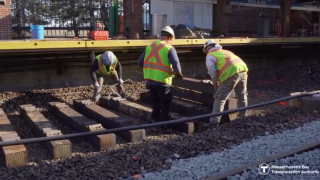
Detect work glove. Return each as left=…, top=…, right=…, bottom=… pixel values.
left=175, top=73, right=183, bottom=79
left=94, top=81, right=99, bottom=87
left=119, top=79, right=124, bottom=84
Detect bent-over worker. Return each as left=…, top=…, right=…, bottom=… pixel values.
left=90, top=51, right=126, bottom=103
left=138, top=26, right=183, bottom=126
left=204, top=40, right=248, bottom=127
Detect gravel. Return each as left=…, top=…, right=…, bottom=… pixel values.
left=230, top=148, right=320, bottom=180
left=0, top=65, right=319, bottom=179
left=139, top=120, right=320, bottom=180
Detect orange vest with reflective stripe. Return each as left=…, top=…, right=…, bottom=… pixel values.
left=208, top=50, right=248, bottom=83
left=143, top=41, right=173, bottom=85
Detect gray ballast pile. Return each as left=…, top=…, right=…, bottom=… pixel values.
left=139, top=120, right=320, bottom=180
left=229, top=148, right=320, bottom=180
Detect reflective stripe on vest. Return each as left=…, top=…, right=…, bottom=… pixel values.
left=208, top=50, right=248, bottom=83
left=95, top=54, right=117, bottom=76
left=143, top=41, right=173, bottom=84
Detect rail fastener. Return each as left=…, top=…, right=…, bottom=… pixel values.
left=48, top=102, right=116, bottom=150
left=0, top=108, right=28, bottom=167
left=19, top=105, right=72, bottom=159
left=99, top=96, right=195, bottom=135
left=73, top=100, right=146, bottom=143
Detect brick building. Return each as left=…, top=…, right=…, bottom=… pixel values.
left=123, top=0, right=143, bottom=39
left=0, top=0, right=12, bottom=40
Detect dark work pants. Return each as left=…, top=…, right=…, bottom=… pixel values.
left=146, top=84, right=173, bottom=121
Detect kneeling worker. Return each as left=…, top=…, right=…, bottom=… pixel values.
left=90, top=51, right=126, bottom=103
left=138, top=26, right=183, bottom=125
left=203, top=40, right=248, bottom=127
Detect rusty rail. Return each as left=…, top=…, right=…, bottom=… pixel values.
left=171, top=86, right=214, bottom=106
left=73, top=100, right=146, bottom=143
left=204, top=140, right=320, bottom=180
left=139, top=92, right=238, bottom=124
left=0, top=108, right=28, bottom=167
left=172, top=78, right=216, bottom=95
left=19, top=105, right=72, bottom=159
left=48, top=102, right=116, bottom=150
left=99, top=96, right=195, bottom=134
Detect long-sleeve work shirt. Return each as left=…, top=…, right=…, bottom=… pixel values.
left=205, top=45, right=222, bottom=79
left=138, top=46, right=182, bottom=87
left=90, top=58, right=122, bottom=82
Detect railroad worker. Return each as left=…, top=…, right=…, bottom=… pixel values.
left=90, top=51, right=126, bottom=103
left=203, top=40, right=248, bottom=127
left=138, top=26, right=183, bottom=125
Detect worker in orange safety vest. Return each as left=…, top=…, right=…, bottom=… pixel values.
left=138, top=26, right=183, bottom=132
left=203, top=40, right=249, bottom=128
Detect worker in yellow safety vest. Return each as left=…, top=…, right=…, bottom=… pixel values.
left=203, top=40, right=248, bottom=127
left=90, top=51, right=126, bottom=104
left=138, top=26, right=183, bottom=131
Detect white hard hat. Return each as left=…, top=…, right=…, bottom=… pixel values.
left=203, top=40, right=216, bottom=53
left=161, top=26, right=175, bottom=38
left=102, top=51, right=115, bottom=66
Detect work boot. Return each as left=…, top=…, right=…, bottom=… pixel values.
left=119, top=92, right=127, bottom=99
left=160, top=115, right=174, bottom=134
left=202, top=122, right=219, bottom=129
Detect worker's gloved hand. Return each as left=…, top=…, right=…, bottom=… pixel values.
left=94, top=81, right=99, bottom=87
left=119, top=79, right=124, bottom=84
left=175, top=73, right=183, bottom=79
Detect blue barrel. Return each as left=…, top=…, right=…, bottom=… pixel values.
left=30, top=25, right=44, bottom=39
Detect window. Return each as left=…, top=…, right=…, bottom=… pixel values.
left=0, top=0, right=5, bottom=6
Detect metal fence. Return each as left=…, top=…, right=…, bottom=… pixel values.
left=229, top=6, right=280, bottom=37
left=11, top=0, right=124, bottom=39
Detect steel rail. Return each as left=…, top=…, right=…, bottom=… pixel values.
left=0, top=92, right=317, bottom=147
left=204, top=140, right=320, bottom=180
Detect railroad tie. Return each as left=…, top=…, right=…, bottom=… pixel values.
left=48, top=102, right=116, bottom=150
left=73, top=100, right=146, bottom=143
left=19, top=105, right=72, bottom=159
left=0, top=108, right=28, bottom=167
left=99, top=96, right=194, bottom=135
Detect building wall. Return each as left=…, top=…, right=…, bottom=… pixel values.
left=0, top=0, right=12, bottom=40
left=123, top=0, right=143, bottom=39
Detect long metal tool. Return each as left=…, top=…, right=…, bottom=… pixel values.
left=0, top=92, right=317, bottom=147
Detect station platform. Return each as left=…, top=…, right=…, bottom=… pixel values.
left=1, top=37, right=320, bottom=53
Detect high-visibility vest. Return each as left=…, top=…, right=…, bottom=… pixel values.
left=95, top=54, right=118, bottom=76
left=143, top=41, right=174, bottom=85
left=208, top=50, right=248, bottom=83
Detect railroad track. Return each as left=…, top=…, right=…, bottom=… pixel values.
left=205, top=140, right=320, bottom=180
left=0, top=78, right=239, bottom=167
